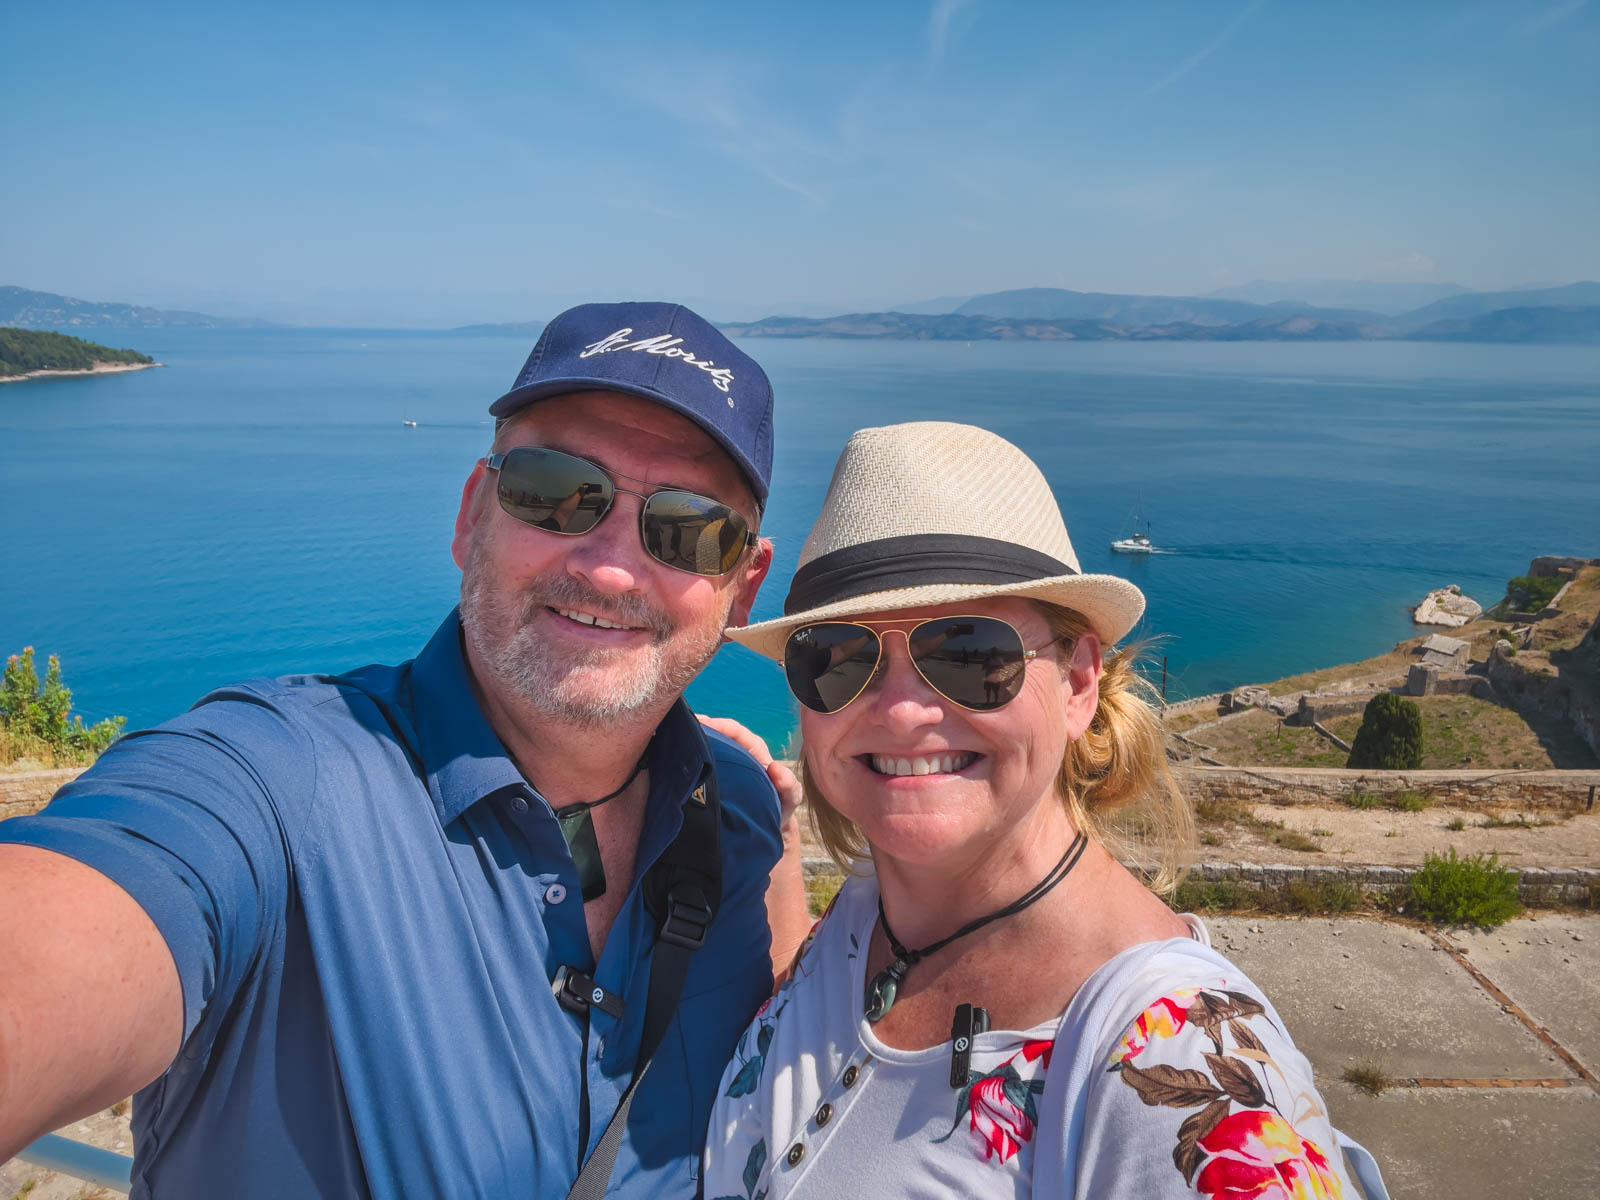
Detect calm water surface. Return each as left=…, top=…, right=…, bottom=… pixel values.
left=2, top=329, right=1596, bottom=751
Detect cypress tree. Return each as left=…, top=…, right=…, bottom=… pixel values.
left=1346, top=691, right=1424, bottom=770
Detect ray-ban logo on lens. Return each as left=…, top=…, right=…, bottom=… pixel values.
left=581, top=328, right=736, bottom=398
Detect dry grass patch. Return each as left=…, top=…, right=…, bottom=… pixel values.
left=1200, top=710, right=1348, bottom=768
left=1341, top=1064, right=1397, bottom=1096
left=1193, top=796, right=1321, bottom=853
left=1264, top=647, right=1415, bottom=698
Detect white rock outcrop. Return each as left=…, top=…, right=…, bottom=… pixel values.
left=1413, top=585, right=1482, bottom=627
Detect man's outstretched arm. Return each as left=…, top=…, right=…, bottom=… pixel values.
left=0, top=844, right=182, bottom=1159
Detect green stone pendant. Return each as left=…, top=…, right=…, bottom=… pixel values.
left=865, top=960, right=908, bottom=1023
left=559, top=809, right=607, bottom=902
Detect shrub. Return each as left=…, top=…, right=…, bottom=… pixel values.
left=1390, top=789, right=1430, bottom=812
left=1506, top=574, right=1562, bottom=611
left=1344, top=789, right=1382, bottom=810
left=1170, top=879, right=1250, bottom=912
left=1346, top=692, right=1424, bottom=770
left=1169, top=877, right=1369, bottom=916
left=1286, top=877, right=1363, bottom=914
left=1404, top=847, right=1522, bottom=928
left=0, top=647, right=125, bottom=766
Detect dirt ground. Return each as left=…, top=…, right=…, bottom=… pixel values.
left=1195, top=799, right=1600, bottom=867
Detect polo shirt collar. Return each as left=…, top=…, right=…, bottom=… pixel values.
left=408, top=609, right=714, bottom=830
left=410, top=609, right=529, bottom=825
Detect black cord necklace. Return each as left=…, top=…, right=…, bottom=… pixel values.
left=865, top=831, right=1089, bottom=1023
left=556, top=750, right=650, bottom=903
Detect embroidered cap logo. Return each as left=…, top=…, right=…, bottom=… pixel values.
left=580, top=327, right=738, bottom=407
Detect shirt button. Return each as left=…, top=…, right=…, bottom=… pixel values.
left=511, top=795, right=529, bottom=812
left=785, top=1142, right=805, bottom=1167
left=545, top=883, right=568, bottom=904
left=841, top=1064, right=859, bottom=1088
left=814, top=1102, right=832, bottom=1127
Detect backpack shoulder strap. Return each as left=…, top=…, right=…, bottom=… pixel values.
left=566, top=740, right=723, bottom=1200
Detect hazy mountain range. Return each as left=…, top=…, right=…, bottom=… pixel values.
left=719, top=283, right=1600, bottom=344
left=0, top=286, right=277, bottom=329
left=5, top=282, right=1599, bottom=344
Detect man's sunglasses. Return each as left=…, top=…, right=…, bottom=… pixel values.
left=480, top=446, right=758, bottom=577
left=783, top=615, right=1060, bottom=715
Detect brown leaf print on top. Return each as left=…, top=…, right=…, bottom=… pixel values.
left=1117, top=1063, right=1225, bottom=1108
left=1206, top=1053, right=1267, bottom=1109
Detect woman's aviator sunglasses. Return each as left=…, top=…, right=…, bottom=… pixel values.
left=784, top=615, right=1061, bottom=715
left=481, top=446, right=758, bottom=577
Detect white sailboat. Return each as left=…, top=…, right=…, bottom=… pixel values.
left=1110, top=503, right=1154, bottom=555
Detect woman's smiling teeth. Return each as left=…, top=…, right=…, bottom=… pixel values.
left=868, top=752, right=978, bottom=777
left=554, top=608, right=639, bottom=631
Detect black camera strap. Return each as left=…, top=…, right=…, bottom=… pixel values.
left=564, top=746, right=722, bottom=1200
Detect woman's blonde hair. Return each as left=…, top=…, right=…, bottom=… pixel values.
left=801, top=602, right=1194, bottom=894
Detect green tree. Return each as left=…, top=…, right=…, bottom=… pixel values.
left=1, top=646, right=125, bottom=763
left=1346, top=691, right=1424, bottom=770
left=1505, top=574, right=1562, bottom=612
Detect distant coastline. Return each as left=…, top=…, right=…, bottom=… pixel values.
left=0, top=361, right=162, bottom=384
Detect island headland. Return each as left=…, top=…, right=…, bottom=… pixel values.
left=0, top=328, right=160, bottom=383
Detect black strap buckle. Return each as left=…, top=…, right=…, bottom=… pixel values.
left=660, top=886, right=714, bottom=950
left=552, top=965, right=625, bottom=1019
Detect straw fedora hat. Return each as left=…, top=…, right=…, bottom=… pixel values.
left=728, top=421, right=1146, bottom=660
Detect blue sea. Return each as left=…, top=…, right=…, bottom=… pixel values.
left=2, top=329, right=1597, bottom=752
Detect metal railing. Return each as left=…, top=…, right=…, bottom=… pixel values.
left=16, top=1133, right=133, bottom=1192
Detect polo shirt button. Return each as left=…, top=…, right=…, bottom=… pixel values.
left=511, top=796, right=529, bottom=812
left=814, top=1102, right=832, bottom=1127
left=545, top=883, right=568, bottom=904
left=785, top=1142, right=805, bottom=1167
left=841, top=1064, right=859, bottom=1087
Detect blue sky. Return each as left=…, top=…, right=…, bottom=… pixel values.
left=4, top=0, right=1597, bottom=325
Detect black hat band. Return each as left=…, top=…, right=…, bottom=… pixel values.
left=784, top=535, right=1076, bottom=616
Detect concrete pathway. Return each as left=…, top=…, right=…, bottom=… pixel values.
left=7, top=913, right=1596, bottom=1198
left=1210, top=912, right=1600, bottom=1200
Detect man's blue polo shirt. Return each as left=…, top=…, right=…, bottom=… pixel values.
left=0, top=611, right=782, bottom=1198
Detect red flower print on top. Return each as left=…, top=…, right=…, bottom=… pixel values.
left=967, top=1074, right=1037, bottom=1162
left=1195, top=1110, right=1342, bottom=1200
left=933, top=1041, right=1050, bottom=1166
left=1109, top=987, right=1200, bottom=1065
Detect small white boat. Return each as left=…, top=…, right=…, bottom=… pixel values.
left=402, top=419, right=418, bottom=427
left=1110, top=503, right=1155, bottom=554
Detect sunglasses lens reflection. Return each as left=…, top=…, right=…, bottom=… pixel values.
left=785, top=624, right=883, bottom=713
left=495, top=448, right=612, bottom=533
left=641, top=491, right=750, bottom=576
left=783, top=616, right=1030, bottom=713
left=909, top=617, right=1027, bottom=711
left=494, top=450, right=751, bottom=577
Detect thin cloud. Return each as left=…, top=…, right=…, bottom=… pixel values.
left=929, top=0, right=979, bottom=64
left=1139, top=0, right=1269, bottom=100
left=1522, top=0, right=1589, bottom=35
left=562, top=46, right=833, bottom=207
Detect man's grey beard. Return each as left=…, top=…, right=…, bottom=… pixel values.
left=460, top=555, right=729, bottom=727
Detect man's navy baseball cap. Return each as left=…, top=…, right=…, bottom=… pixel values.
left=489, top=301, right=774, bottom=506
